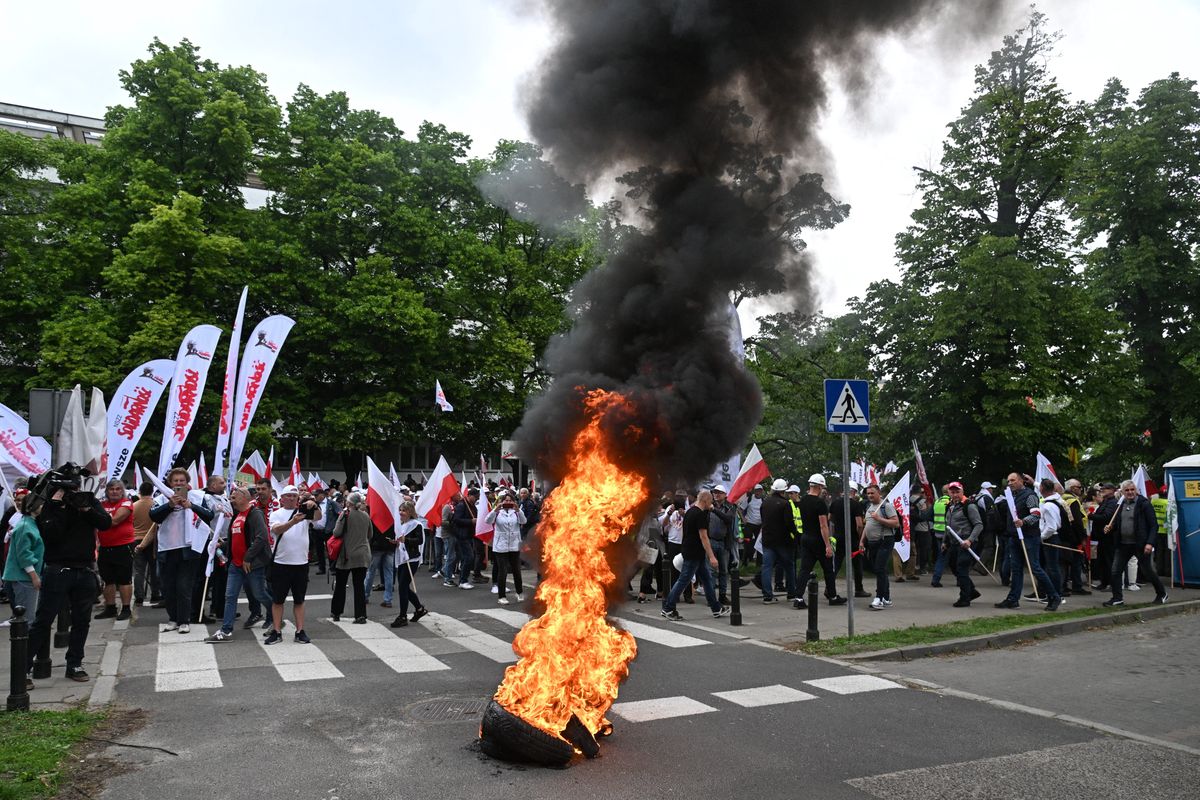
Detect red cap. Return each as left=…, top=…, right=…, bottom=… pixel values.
left=947, top=481, right=964, bottom=491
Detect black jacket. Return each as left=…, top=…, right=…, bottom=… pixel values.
left=759, top=493, right=798, bottom=550
left=38, top=495, right=112, bottom=568
left=1111, top=494, right=1159, bottom=550
left=241, top=507, right=272, bottom=570
left=452, top=499, right=477, bottom=541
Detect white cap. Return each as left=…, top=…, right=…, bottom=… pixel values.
left=980, top=481, right=996, bottom=490
left=787, top=484, right=801, bottom=494
left=848, top=480, right=859, bottom=491
left=712, top=485, right=727, bottom=494
left=771, top=478, right=788, bottom=492
left=281, top=485, right=299, bottom=495
left=808, top=473, right=827, bottom=487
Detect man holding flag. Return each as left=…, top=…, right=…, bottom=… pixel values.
left=995, top=472, right=1060, bottom=611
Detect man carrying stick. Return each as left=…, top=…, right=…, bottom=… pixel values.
left=944, top=482, right=983, bottom=607
left=995, top=472, right=1061, bottom=611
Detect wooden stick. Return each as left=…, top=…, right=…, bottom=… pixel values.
left=1019, top=532, right=1040, bottom=601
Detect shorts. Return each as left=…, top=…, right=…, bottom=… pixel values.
left=97, top=544, right=134, bottom=585
left=269, top=563, right=309, bottom=605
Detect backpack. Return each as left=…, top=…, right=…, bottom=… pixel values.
left=979, top=493, right=1004, bottom=535
left=1057, top=498, right=1084, bottom=546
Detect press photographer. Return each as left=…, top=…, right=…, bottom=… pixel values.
left=24, top=463, right=112, bottom=684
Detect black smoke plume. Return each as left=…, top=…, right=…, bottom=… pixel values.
left=511, top=0, right=1008, bottom=488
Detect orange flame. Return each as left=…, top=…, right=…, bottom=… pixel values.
left=492, top=389, right=650, bottom=742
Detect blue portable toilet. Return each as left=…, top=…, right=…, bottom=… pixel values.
left=1164, top=455, right=1200, bottom=586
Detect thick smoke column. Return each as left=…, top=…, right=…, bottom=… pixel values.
left=514, top=0, right=1007, bottom=487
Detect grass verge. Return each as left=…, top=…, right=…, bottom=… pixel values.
left=0, top=708, right=106, bottom=800
left=788, top=602, right=1178, bottom=657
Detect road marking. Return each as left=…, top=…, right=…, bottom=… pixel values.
left=804, top=675, right=901, bottom=695
left=237, top=593, right=332, bottom=604
left=609, top=696, right=718, bottom=723
left=155, top=627, right=222, bottom=691
left=88, top=640, right=122, bottom=708
left=254, top=628, right=343, bottom=682
left=421, top=612, right=517, bottom=663
left=712, top=684, right=817, bottom=707
left=473, top=608, right=712, bottom=649
left=328, top=618, right=449, bottom=673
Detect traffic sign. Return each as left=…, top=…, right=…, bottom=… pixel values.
left=824, top=379, right=870, bottom=433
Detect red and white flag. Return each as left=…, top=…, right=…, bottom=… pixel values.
left=198, top=451, right=209, bottom=487
left=912, top=439, right=934, bottom=504
left=389, top=463, right=402, bottom=492
left=1132, top=464, right=1152, bottom=498
left=106, top=359, right=174, bottom=482
left=366, top=456, right=402, bottom=533
left=238, top=450, right=268, bottom=482
left=435, top=380, right=454, bottom=412
left=414, top=456, right=460, bottom=528
left=1035, top=451, right=1058, bottom=487
left=214, top=286, right=248, bottom=482
left=157, top=324, right=223, bottom=478
left=289, top=441, right=302, bottom=487
left=475, top=490, right=494, bottom=544
left=0, top=403, right=51, bottom=478
left=887, top=471, right=913, bottom=561
left=266, top=445, right=275, bottom=483
left=226, top=314, right=295, bottom=480
left=883, top=460, right=898, bottom=476
left=727, top=444, right=770, bottom=503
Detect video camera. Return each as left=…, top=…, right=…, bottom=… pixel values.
left=26, top=462, right=101, bottom=516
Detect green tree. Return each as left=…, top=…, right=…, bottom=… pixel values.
left=1068, top=73, right=1200, bottom=469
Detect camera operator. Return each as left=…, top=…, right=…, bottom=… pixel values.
left=265, top=486, right=321, bottom=644
left=25, top=467, right=113, bottom=683
left=149, top=467, right=215, bottom=634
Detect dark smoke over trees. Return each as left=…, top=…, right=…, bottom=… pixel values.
left=510, top=0, right=1009, bottom=488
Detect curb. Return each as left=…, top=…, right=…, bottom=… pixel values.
left=836, top=599, right=1200, bottom=662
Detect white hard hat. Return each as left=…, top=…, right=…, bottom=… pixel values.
left=848, top=480, right=859, bottom=491
left=787, top=484, right=801, bottom=494
left=808, top=474, right=827, bottom=487
left=712, top=485, right=727, bottom=494
left=672, top=553, right=684, bottom=572
left=771, top=478, right=788, bottom=492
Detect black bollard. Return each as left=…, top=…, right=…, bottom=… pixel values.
left=805, top=577, right=819, bottom=642
left=7, top=605, right=30, bottom=711
left=730, top=558, right=742, bottom=626
left=53, top=603, right=70, bottom=649
left=660, top=547, right=671, bottom=603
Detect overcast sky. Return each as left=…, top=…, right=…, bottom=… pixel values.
left=3, top=0, right=1198, bottom=324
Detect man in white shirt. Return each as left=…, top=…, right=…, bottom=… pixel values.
left=149, top=468, right=215, bottom=634
left=265, top=485, right=322, bottom=644
left=1034, top=478, right=1066, bottom=611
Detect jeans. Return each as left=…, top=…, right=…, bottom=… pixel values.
left=796, top=536, right=839, bottom=599
left=1109, top=543, right=1165, bottom=600
left=709, top=541, right=729, bottom=598
left=760, top=545, right=796, bottom=601
left=133, top=544, right=160, bottom=602
left=1063, top=548, right=1085, bottom=592
left=867, top=538, right=894, bottom=600
left=664, top=557, right=721, bottom=613
left=1041, top=536, right=1063, bottom=595
left=158, top=547, right=198, bottom=624
left=444, top=537, right=474, bottom=583
left=221, top=565, right=267, bottom=634
left=332, top=566, right=367, bottom=619
left=931, top=536, right=947, bottom=582
left=666, top=541, right=693, bottom=601
left=948, top=540, right=976, bottom=600
left=997, top=536, right=1011, bottom=583
left=394, top=560, right=422, bottom=615
left=365, top=551, right=394, bottom=602
left=432, top=537, right=448, bottom=573
left=1005, top=534, right=1059, bottom=603
left=492, top=551, right=522, bottom=599
left=27, top=566, right=97, bottom=672
left=8, top=580, right=39, bottom=619
left=209, top=562, right=228, bottom=618
left=310, top=528, right=330, bottom=572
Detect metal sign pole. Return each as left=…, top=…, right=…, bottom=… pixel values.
left=842, top=433, right=853, bottom=638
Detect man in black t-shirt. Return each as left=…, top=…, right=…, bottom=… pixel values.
left=793, top=475, right=848, bottom=609
left=830, top=483, right=867, bottom=597
left=661, top=490, right=731, bottom=621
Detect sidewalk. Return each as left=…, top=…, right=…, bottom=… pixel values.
left=1, top=610, right=133, bottom=711
left=621, top=573, right=1200, bottom=647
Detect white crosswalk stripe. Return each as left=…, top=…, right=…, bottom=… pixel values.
left=420, top=612, right=517, bottom=663
left=471, top=608, right=712, bottom=649
left=712, top=684, right=817, bottom=707
left=610, top=696, right=718, bottom=722
left=255, top=628, right=343, bottom=681
left=803, top=675, right=901, bottom=695
left=328, top=618, right=450, bottom=673
left=155, top=626, right=222, bottom=692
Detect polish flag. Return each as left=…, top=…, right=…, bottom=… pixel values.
left=266, top=445, right=274, bottom=483
left=727, top=444, right=770, bottom=503
left=289, top=442, right=302, bottom=487
left=186, top=461, right=198, bottom=490
left=306, top=472, right=321, bottom=493
left=475, top=490, right=494, bottom=544
left=366, top=457, right=402, bottom=533
left=1035, top=451, right=1058, bottom=488
left=415, top=455, right=460, bottom=528
left=238, top=450, right=267, bottom=482
left=435, top=380, right=453, bottom=412
left=198, top=451, right=209, bottom=487
left=389, top=463, right=402, bottom=492
left=913, top=439, right=934, bottom=504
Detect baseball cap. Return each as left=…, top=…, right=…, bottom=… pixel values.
left=980, top=481, right=996, bottom=490
left=848, top=480, right=859, bottom=491
left=712, top=485, right=727, bottom=494
left=808, top=473, right=826, bottom=487
left=771, top=478, right=788, bottom=492
left=281, top=485, right=299, bottom=495
left=947, top=481, right=964, bottom=491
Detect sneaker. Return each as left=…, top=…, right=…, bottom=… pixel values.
left=1073, top=588, right=1093, bottom=595
left=763, top=597, right=779, bottom=605
left=264, top=629, right=282, bottom=645
left=411, top=607, right=428, bottom=623
left=65, top=667, right=90, bottom=682
left=970, top=589, right=982, bottom=601
left=994, top=600, right=1019, bottom=609
left=718, top=595, right=731, bottom=606
left=353, top=617, right=367, bottom=624
left=95, top=606, right=118, bottom=620
left=380, top=601, right=392, bottom=608
left=1153, top=594, right=1169, bottom=605
left=792, top=599, right=807, bottom=609
left=713, top=606, right=731, bottom=618
left=391, top=616, right=408, bottom=628
left=116, top=607, right=132, bottom=621
left=206, top=630, right=233, bottom=642
left=1102, top=598, right=1125, bottom=607
left=881, top=598, right=893, bottom=607
left=498, top=597, right=510, bottom=605
left=660, top=609, right=684, bottom=621
left=953, top=599, right=971, bottom=607
left=161, top=621, right=179, bottom=632
left=331, top=614, right=341, bottom=622
left=1044, top=598, right=1061, bottom=612
left=150, top=600, right=167, bottom=609
left=459, top=582, right=475, bottom=590
left=854, top=590, right=871, bottom=598
left=869, top=598, right=884, bottom=611
left=491, top=585, right=499, bottom=594
left=1127, top=583, right=1141, bottom=591
left=828, top=596, right=848, bottom=606
left=514, top=593, right=524, bottom=602
left=294, top=630, right=311, bottom=644
left=243, top=613, right=264, bottom=630
left=929, top=581, right=942, bottom=587
left=178, top=623, right=190, bottom=634
left=442, top=580, right=456, bottom=588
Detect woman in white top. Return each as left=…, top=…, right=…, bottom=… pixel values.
left=486, top=490, right=527, bottom=605
left=391, top=502, right=429, bottom=628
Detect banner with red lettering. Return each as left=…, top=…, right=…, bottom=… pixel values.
left=226, top=315, right=295, bottom=481
left=107, top=359, right=174, bottom=481
left=887, top=471, right=913, bottom=561
left=157, top=325, right=223, bottom=479
left=0, top=402, right=52, bottom=477
left=214, top=286, right=248, bottom=482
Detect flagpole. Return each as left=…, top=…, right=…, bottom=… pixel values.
left=945, top=528, right=1002, bottom=584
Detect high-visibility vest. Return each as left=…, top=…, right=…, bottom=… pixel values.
left=1152, top=497, right=1168, bottom=535
left=933, top=495, right=949, bottom=533
left=789, top=499, right=804, bottom=538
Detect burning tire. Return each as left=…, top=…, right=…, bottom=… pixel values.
left=479, top=700, right=574, bottom=767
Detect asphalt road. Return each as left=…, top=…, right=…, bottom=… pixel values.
left=94, top=571, right=1200, bottom=799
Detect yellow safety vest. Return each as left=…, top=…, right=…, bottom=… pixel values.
left=932, top=495, right=949, bottom=533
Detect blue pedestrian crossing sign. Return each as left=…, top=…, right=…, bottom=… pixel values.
left=824, top=379, right=870, bottom=433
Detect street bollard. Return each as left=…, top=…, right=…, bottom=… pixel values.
left=32, top=609, right=52, bottom=679
left=53, top=604, right=70, bottom=649
left=660, top=547, right=671, bottom=603
left=730, top=559, right=742, bottom=626
left=7, top=605, right=30, bottom=711
left=805, top=577, right=819, bottom=642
